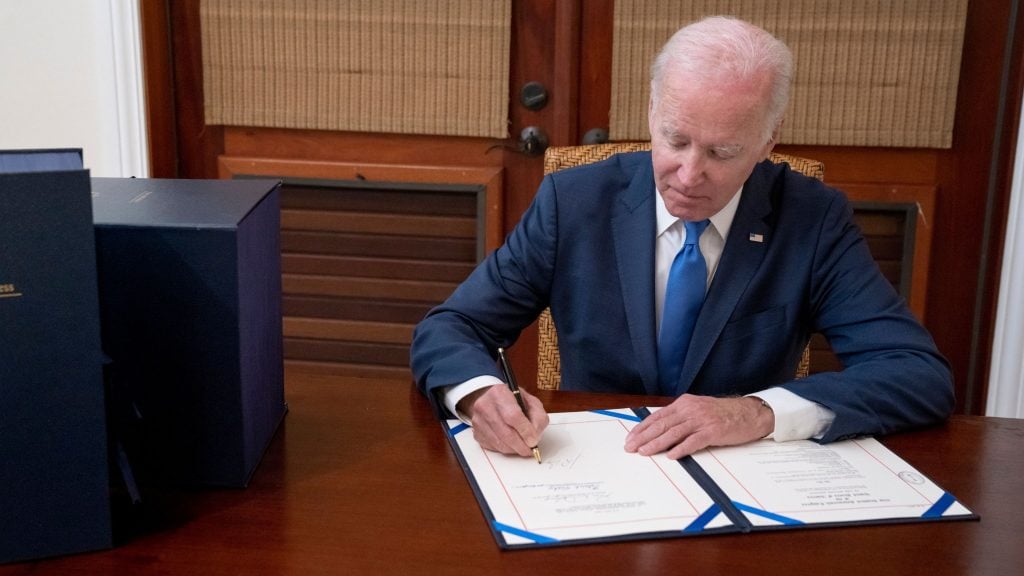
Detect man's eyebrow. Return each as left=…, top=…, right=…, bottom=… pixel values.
left=712, top=143, right=744, bottom=155
left=658, top=123, right=685, bottom=140
left=657, top=121, right=743, bottom=154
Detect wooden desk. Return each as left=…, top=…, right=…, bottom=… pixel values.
left=3, top=373, right=1022, bottom=575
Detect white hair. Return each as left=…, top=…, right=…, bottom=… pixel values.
left=650, top=16, right=793, bottom=140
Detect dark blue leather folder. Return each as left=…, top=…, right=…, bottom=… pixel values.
left=1, top=150, right=112, bottom=563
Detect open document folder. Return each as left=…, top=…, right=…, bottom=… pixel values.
left=444, top=408, right=976, bottom=549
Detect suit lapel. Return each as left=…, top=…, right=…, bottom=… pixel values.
left=611, top=158, right=661, bottom=395
left=676, top=162, right=776, bottom=394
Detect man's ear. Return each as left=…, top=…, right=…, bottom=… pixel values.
left=648, top=96, right=657, bottom=139
left=763, top=119, right=783, bottom=159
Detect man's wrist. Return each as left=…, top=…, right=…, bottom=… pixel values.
left=456, top=387, right=490, bottom=420
left=443, top=376, right=504, bottom=423
left=748, top=395, right=775, bottom=438
left=747, top=387, right=836, bottom=441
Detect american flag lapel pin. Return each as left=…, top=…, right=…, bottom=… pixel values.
left=749, top=232, right=764, bottom=243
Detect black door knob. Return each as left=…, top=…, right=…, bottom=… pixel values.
left=582, top=128, right=609, bottom=145
left=519, top=126, right=549, bottom=156
left=519, top=82, right=549, bottom=111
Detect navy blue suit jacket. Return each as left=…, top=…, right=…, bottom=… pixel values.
left=411, top=152, right=954, bottom=442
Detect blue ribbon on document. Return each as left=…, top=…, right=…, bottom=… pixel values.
left=732, top=501, right=804, bottom=526
left=589, top=409, right=642, bottom=422
left=448, top=422, right=470, bottom=436
left=493, top=521, right=559, bottom=544
left=922, top=492, right=957, bottom=518
left=683, top=503, right=723, bottom=533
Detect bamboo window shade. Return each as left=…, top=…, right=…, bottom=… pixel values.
left=610, top=0, right=968, bottom=148
left=200, top=0, right=511, bottom=138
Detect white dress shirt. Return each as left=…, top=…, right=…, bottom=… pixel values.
left=444, top=186, right=834, bottom=441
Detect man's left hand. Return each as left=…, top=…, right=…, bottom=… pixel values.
left=624, top=394, right=774, bottom=459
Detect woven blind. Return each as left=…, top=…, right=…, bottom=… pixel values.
left=201, top=0, right=511, bottom=138
left=610, top=0, right=968, bottom=148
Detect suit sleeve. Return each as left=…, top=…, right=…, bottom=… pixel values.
left=781, top=192, right=954, bottom=442
left=410, top=175, right=559, bottom=402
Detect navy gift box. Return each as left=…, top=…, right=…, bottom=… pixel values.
left=1, top=158, right=112, bottom=563
left=91, top=177, right=286, bottom=487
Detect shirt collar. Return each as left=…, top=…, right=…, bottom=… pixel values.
left=655, top=186, right=744, bottom=240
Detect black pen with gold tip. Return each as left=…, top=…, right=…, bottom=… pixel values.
left=497, top=347, right=542, bottom=463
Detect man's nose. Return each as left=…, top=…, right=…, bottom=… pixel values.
left=675, top=149, right=706, bottom=187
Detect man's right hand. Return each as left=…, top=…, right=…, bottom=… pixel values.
left=457, top=385, right=549, bottom=457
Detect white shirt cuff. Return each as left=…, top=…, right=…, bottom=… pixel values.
left=443, top=376, right=504, bottom=424
left=748, top=387, right=836, bottom=442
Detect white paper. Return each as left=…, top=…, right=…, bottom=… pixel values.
left=449, top=409, right=731, bottom=546
left=691, top=437, right=973, bottom=526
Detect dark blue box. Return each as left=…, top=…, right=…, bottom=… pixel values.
left=1, top=165, right=112, bottom=563
left=91, top=177, right=285, bottom=487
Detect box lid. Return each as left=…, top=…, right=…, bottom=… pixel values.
left=91, top=177, right=280, bottom=229
left=0, top=148, right=83, bottom=174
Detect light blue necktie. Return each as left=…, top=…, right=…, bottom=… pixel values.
left=658, top=219, right=710, bottom=395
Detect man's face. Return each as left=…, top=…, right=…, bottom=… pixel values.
left=649, top=69, right=777, bottom=221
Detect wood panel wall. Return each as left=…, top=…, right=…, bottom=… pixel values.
left=279, top=182, right=476, bottom=377
left=218, top=152, right=503, bottom=378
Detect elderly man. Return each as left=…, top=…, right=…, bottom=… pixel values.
left=410, top=16, right=953, bottom=460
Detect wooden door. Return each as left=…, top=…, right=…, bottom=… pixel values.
left=142, top=0, right=581, bottom=383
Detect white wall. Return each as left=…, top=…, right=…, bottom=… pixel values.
left=987, top=93, right=1024, bottom=419
left=0, top=0, right=147, bottom=177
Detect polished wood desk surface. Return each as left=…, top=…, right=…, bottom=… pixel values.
left=3, top=372, right=1022, bottom=575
